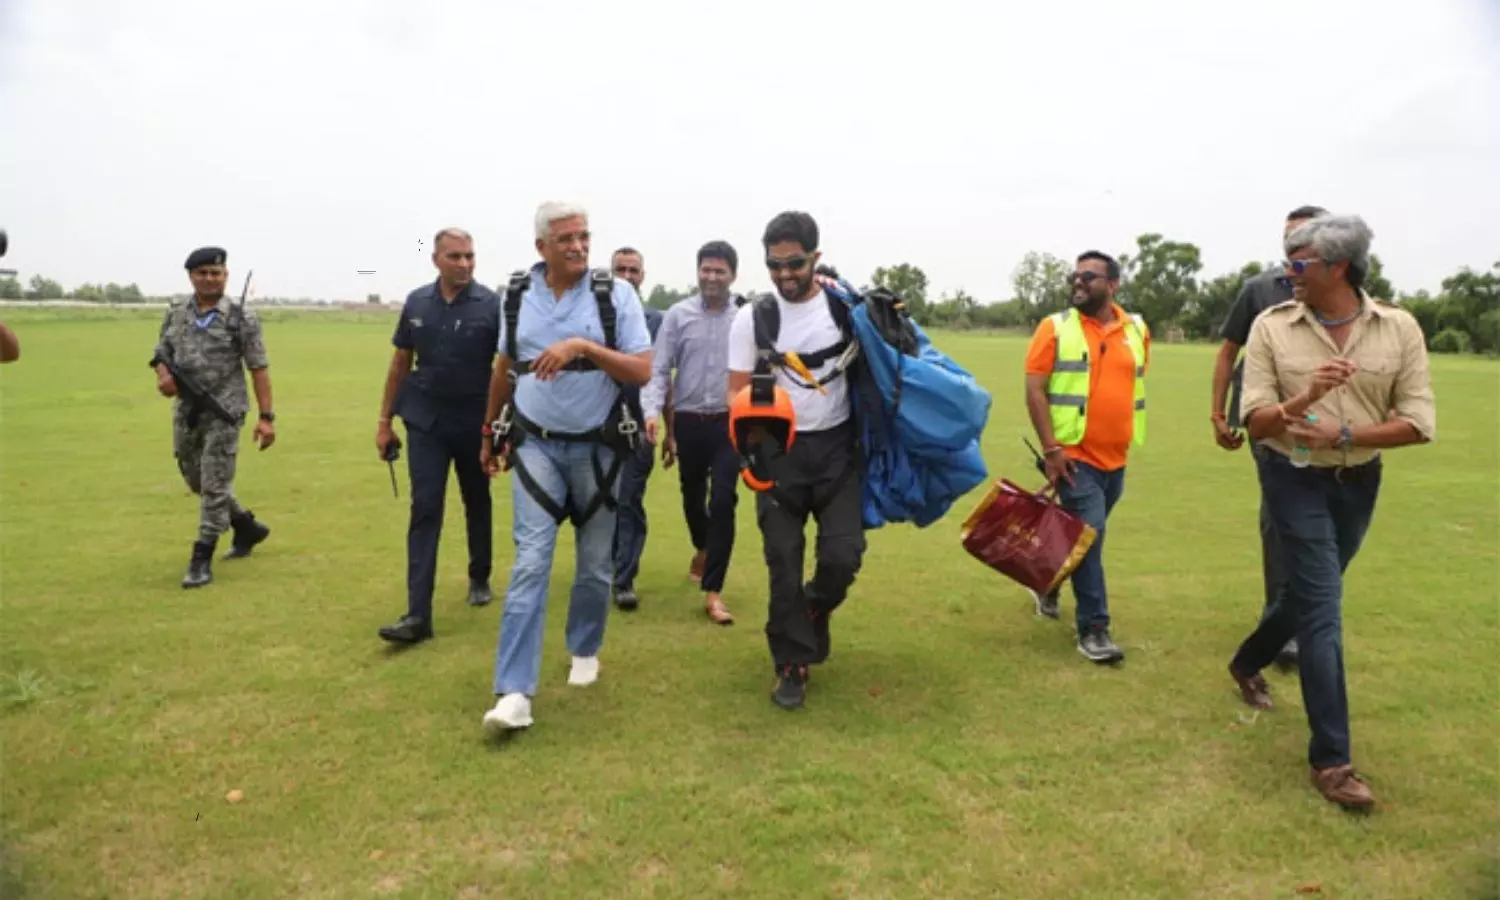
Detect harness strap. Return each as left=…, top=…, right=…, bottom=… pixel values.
left=508, top=423, right=626, bottom=528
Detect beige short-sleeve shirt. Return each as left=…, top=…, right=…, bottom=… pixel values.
left=1240, top=294, right=1436, bottom=467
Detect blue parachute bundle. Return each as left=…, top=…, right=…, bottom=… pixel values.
left=823, top=279, right=992, bottom=529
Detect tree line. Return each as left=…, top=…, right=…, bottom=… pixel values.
left=10, top=234, right=1499, bottom=354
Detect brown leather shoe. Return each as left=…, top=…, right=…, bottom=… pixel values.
left=688, top=550, right=706, bottom=584
left=1228, top=663, right=1273, bottom=710
left=704, top=593, right=734, bottom=626
left=1311, top=764, right=1375, bottom=811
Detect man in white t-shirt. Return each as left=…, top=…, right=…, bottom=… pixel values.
left=726, top=210, right=866, bottom=710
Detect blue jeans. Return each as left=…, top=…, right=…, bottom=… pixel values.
left=612, top=442, right=654, bottom=591
left=1056, top=461, right=1126, bottom=638
left=1231, top=451, right=1381, bottom=769
left=492, top=437, right=620, bottom=697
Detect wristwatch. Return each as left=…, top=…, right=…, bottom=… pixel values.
left=259, top=411, right=276, bottom=423
left=1334, top=424, right=1353, bottom=450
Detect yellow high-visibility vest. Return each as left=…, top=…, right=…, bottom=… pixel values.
left=1047, top=309, right=1148, bottom=447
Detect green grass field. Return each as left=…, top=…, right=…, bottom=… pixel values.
left=1, top=307, right=1496, bottom=900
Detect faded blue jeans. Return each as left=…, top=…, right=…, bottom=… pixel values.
left=1056, top=461, right=1127, bottom=638
left=492, top=437, right=620, bottom=697
left=1231, top=450, right=1381, bottom=769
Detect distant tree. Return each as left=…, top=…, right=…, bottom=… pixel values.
left=0, top=277, right=19, bottom=300
left=1363, top=253, right=1395, bottom=302
left=1118, top=234, right=1203, bottom=328
left=645, top=283, right=694, bottom=311
left=1008, top=251, right=1072, bottom=325
left=1184, top=261, right=1267, bottom=340
left=24, top=275, right=64, bottom=300
left=870, top=263, right=930, bottom=324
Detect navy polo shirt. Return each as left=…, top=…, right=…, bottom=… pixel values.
left=392, top=279, right=500, bottom=431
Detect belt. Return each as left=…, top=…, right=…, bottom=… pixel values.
left=1266, top=449, right=1382, bottom=484
left=673, top=410, right=728, bottom=420
left=514, top=413, right=605, bottom=443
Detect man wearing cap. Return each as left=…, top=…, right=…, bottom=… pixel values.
left=642, top=240, right=744, bottom=625
left=150, top=246, right=276, bottom=588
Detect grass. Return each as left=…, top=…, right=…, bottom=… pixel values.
left=1, top=306, right=1497, bottom=899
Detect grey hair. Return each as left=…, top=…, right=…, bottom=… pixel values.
left=433, top=226, right=472, bottom=246
left=1285, top=214, right=1373, bottom=287
left=534, top=201, right=588, bottom=240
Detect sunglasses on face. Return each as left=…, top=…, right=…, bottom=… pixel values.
left=765, top=256, right=809, bottom=273
left=1070, top=271, right=1106, bottom=285
left=1283, top=258, right=1323, bottom=275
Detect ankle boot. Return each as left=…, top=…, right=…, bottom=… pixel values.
left=224, top=510, right=270, bottom=559
left=182, top=539, right=215, bottom=588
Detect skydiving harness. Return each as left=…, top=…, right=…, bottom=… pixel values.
left=748, top=292, right=864, bottom=517
left=489, top=267, right=644, bottom=528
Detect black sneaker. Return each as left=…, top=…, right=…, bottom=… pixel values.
left=614, top=588, right=639, bottom=612
left=1032, top=587, right=1060, bottom=619
left=772, top=664, right=808, bottom=710
left=1077, top=629, right=1124, bottom=664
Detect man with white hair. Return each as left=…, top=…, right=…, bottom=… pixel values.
left=1227, top=213, right=1435, bottom=811
left=479, top=202, right=653, bottom=733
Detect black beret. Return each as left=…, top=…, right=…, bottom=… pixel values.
left=185, top=246, right=227, bottom=270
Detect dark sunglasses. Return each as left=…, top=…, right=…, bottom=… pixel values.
left=1282, top=258, right=1323, bottom=275
left=765, top=256, right=809, bottom=273
left=1070, top=271, right=1107, bottom=284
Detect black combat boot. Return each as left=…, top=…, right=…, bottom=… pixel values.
left=182, top=539, right=215, bottom=588
left=224, top=510, right=271, bottom=560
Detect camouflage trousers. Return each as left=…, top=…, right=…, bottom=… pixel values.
left=174, top=411, right=246, bottom=543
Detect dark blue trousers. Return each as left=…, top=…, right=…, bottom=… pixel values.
left=1232, top=450, right=1381, bottom=769
left=612, top=441, right=654, bottom=592
left=405, top=418, right=492, bottom=620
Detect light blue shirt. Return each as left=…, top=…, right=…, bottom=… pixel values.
left=498, top=262, right=653, bottom=433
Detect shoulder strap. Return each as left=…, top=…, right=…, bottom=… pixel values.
left=590, top=268, right=616, bottom=350
left=826, top=291, right=852, bottom=337
left=752, top=294, right=780, bottom=356
left=504, top=269, right=529, bottom=361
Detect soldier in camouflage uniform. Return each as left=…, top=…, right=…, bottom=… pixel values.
left=150, top=247, right=278, bottom=588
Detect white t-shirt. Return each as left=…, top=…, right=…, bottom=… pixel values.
left=727, top=290, right=852, bottom=433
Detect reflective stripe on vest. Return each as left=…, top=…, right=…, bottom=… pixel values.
left=1046, top=309, right=1147, bottom=447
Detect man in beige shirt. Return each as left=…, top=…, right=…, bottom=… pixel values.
left=1225, top=212, right=1435, bottom=813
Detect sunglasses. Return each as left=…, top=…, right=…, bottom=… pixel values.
left=1282, top=258, right=1324, bottom=275
left=1070, top=271, right=1107, bottom=284
left=765, top=256, right=810, bottom=273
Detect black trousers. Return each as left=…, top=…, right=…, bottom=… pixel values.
left=756, top=422, right=866, bottom=667
left=1253, top=443, right=1291, bottom=617
left=675, top=412, right=740, bottom=593
left=405, top=418, right=492, bottom=620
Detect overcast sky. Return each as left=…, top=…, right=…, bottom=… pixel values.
left=2, top=0, right=1497, bottom=304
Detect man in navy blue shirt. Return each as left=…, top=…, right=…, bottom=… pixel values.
left=376, top=227, right=500, bottom=645
left=1210, top=205, right=1327, bottom=669
left=608, top=246, right=666, bottom=611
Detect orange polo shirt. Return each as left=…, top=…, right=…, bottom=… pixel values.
left=1024, top=304, right=1150, bottom=473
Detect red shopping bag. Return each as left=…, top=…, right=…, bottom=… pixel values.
left=958, top=478, right=1098, bottom=594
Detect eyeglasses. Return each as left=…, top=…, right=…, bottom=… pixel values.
left=1070, top=271, right=1106, bottom=284
left=1282, top=258, right=1324, bottom=275
left=765, top=256, right=809, bottom=273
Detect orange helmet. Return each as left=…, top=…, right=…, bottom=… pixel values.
left=728, top=377, right=797, bottom=492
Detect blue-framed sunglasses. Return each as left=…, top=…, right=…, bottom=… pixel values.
left=1282, top=258, right=1324, bottom=275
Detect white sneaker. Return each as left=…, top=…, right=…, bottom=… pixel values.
left=567, top=656, right=599, bottom=686
left=482, top=693, right=532, bottom=732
